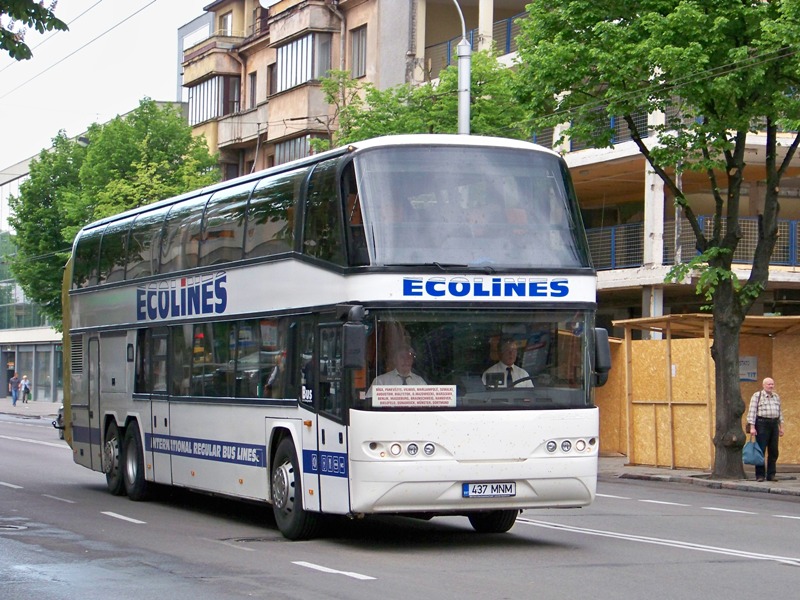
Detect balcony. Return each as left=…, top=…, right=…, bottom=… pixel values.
left=587, top=216, right=800, bottom=270
left=218, top=104, right=269, bottom=149
left=424, top=12, right=525, bottom=80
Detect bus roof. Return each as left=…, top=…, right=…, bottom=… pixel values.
left=76, top=134, right=558, bottom=235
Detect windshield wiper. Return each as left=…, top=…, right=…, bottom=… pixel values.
left=385, top=262, right=495, bottom=273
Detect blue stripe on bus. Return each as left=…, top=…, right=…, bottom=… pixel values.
left=71, top=425, right=100, bottom=446
left=146, top=433, right=266, bottom=467
left=303, top=449, right=348, bottom=478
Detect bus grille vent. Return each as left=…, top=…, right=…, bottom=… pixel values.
left=70, top=336, right=83, bottom=374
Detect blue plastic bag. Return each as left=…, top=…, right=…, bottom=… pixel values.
left=743, top=439, right=764, bottom=466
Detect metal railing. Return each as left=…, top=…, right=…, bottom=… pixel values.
left=424, top=12, right=526, bottom=80
left=587, top=216, right=800, bottom=270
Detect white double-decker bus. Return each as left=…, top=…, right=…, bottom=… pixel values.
left=62, top=134, right=610, bottom=539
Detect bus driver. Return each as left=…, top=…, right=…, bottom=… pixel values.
left=367, top=344, right=427, bottom=397
left=482, top=338, right=533, bottom=388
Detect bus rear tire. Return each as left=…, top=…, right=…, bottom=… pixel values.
left=271, top=438, right=320, bottom=540
left=123, top=421, right=151, bottom=501
left=467, top=509, right=518, bottom=533
left=103, top=421, right=125, bottom=496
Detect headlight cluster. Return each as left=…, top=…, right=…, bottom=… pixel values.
left=545, top=437, right=596, bottom=454
left=368, top=441, right=436, bottom=458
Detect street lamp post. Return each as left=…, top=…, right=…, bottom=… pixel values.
left=451, top=0, right=471, bottom=135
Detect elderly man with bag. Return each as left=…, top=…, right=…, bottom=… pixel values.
left=746, top=377, right=785, bottom=482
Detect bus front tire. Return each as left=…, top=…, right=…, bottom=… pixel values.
left=467, top=509, right=518, bottom=533
left=123, top=421, right=151, bottom=501
left=271, top=438, right=320, bottom=540
left=103, top=421, right=125, bottom=496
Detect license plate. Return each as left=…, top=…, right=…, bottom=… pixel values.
left=462, top=482, right=516, bottom=498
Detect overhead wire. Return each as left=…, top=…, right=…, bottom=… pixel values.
left=0, top=0, right=161, bottom=101
left=0, top=0, right=107, bottom=74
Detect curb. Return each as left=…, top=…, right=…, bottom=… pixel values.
left=614, top=472, right=800, bottom=497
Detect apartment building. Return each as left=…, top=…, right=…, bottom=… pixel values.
left=181, top=0, right=800, bottom=336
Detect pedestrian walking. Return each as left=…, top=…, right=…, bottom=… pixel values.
left=8, top=372, right=19, bottom=407
left=20, top=375, right=31, bottom=403
left=746, top=377, right=785, bottom=482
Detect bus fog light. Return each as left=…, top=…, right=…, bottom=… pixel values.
left=423, top=443, right=435, bottom=456
left=546, top=440, right=557, bottom=453
left=407, top=443, right=419, bottom=456
left=390, top=443, right=402, bottom=456
left=561, top=440, right=572, bottom=452
left=576, top=440, right=586, bottom=452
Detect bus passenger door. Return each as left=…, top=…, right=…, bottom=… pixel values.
left=87, top=337, right=102, bottom=470
left=316, top=324, right=350, bottom=514
left=148, top=328, right=171, bottom=484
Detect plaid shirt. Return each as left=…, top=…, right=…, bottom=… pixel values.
left=747, top=390, right=783, bottom=424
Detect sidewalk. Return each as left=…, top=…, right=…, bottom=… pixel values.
left=1, top=399, right=60, bottom=420
left=2, top=399, right=797, bottom=497
left=599, top=453, right=800, bottom=497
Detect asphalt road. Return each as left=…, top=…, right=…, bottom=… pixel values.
left=2, top=414, right=800, bottom=600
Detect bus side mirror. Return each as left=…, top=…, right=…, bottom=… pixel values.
left=593, top=327, right=611, bottom=387
left=343, top=322, right=367, bottom=368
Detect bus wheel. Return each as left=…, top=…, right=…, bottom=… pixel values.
left=102, top=421, right=125, bottom=496
left=122, top=421, right=151, bottom=501
left=271, top=438, right=320, bottom=540
left=467, top=510, right=518, bottom=533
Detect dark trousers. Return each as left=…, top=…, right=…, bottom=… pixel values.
left=755, top=417, right=781, bottom=480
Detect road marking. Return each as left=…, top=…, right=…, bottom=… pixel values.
left=701, top=507, right=758, bottom=515
left=101, top=511, right=146, bottom=524
left=293, top=561, right=376, bottom=580
left=517, top=518, right=800, bottom=566
left=597, top=493, right=631, bottom=500
left=0, top=434, right=66, bottom=449
left=206, top=538, right=256, bottom=552
left=774, top=515, right=800, bottom=520
left=42, top=494, right=75, bottom=504
left=638, top=499, right=690, bottom=507
left=0, top=481, right=23, bottom=489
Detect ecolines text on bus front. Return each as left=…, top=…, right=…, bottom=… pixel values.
left=403, top=276, right=569, bottom=299
left=136, top=272, right=228, bottom=321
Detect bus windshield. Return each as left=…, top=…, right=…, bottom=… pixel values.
left=361, top=309, right=593, bottom=410
left=353, top=145, right=590, bottom=268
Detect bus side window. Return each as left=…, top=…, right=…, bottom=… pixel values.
left=343, top=164, right=368, bottom=266
left=73, top=227, right=102, bottom=289
left=303, top=159, right=345, bottom=265
left=126, top=207, right=169, bottom=280
left=98, top=217, right=132, bottom=284
left=200, top=182, right=254, bottom=266
left=135, top=330, right=150, bottom=393
left=244, top=169, right=301, bottom=259
left=319, top=325, right=343, bottom=420
left=160, top=195, right=209, bottom=274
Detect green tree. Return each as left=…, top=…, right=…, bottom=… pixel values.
left=8, top=99, right=219, bottom=328
left=317, top=50, right=528, bottom=149
left=514, top=0, right=800, bottom=478
left=1, top=0, right=67, bottom=60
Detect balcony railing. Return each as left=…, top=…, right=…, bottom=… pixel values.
left=587, top=216, right=800, bottom=270
left=424, top=12, right=525, bottom=80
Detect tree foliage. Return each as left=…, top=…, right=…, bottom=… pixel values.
left=316, top=50, right=528, bottom=149
left=514, top=0, right=800, bottom=478
left=1, top=0, right=67, bottom=60
left=8, top=98, right=219, bottom=328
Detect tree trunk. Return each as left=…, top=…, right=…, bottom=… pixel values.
left=710, top=281, right=747, bottom=479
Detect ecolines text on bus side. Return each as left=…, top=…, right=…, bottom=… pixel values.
left=402, top=276, right=570, bottom=299
left=136, top=273, right=228, bottom=322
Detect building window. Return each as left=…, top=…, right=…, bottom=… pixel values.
left=267, top=63, right=277, bottom=96
left=275, top=33, right=332, bottom=93
left=187, top=75, right=241, bottom=125
left=351, top=26, right=367, bottom=78
left=219, top=11, right=232, bottom=36
left=275, top=136, right=311, bottom=165
left=249, top=72, right=257, bottom=108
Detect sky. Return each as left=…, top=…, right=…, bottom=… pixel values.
left=0, top=0, right=212, bottom=175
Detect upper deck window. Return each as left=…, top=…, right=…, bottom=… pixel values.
left=201, top=182, right=254, bottom=266
left=353, top=145, right=591, bottom=269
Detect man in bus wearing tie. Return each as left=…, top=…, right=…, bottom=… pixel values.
left=368, top=344, right=427, bottom=396
left=482, top=338, right=533, bottom=388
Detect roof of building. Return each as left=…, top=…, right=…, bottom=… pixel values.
left=612, top=313, right=800, bottom=337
